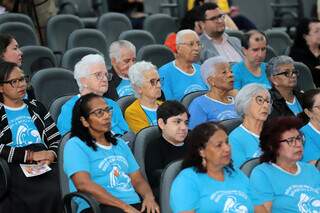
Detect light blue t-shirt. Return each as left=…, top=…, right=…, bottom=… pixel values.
left=116, top=78, right=134, bottom=98
left=159, top=61, right=208, bottom=101
left=301, top=122, right=320, bottom=162
left=5, top=104, right=43, bottom=147
left=170, top=167, right=254, bottom=213
left=64, top=137, right=140, bottom=213
left=232, top=61, right=271, bottom=90
left=141, top=105, right=157, bottom=126
left=250, top=162, right=320, bottom=213
left=229, top=125, right=261, bottom=168
left=286, top=96, right=303, bottom=116
left=57, top=95, right=129, bottom=135
left=188, top=95, right=239, bottom=129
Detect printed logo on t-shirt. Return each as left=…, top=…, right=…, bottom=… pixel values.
left=117, top=85, right=134, bottom=97
left=184, top=84, right=206, bottom=95
left=217, top=110, right=239, bottom=121
left=210, top=190, right=249, bottom=213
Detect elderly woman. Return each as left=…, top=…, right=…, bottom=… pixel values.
left=170, top=122, right=253, bottom=212
left=289, top=18, right=320, bottom=87
left=0, top=34, right=23, bottom=66
left=57, top=54, right=129, bottom=136
left=250, top=116, right=320, bottom=213
left=267, top=56, right=303, bottom=118
left=125, top=61, right=162, bottom=133
left=0, top=61, right=60, bottom=213
left=64, top=93, right=159, bottom=213
left=229, top=83, right=272, bottom=168
left=298, top=89, right=320, bottom=164
left=188, top=56, right=239, bottom=129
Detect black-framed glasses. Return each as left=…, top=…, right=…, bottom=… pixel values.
left=89, top=106, right=113, bottom=117
left=148, top=77, right=163, bottom=87
left=177, top=41, right=203, bottom=49
left=204, top=14, right=226, bottom=22
left=89, top=72, right=112, bottom=81
left=279, top=134, right=305, bottom=146
left=0, top=76, right=28, bottom=88
left=273, top=70, right=299, bottom=78
left=255, top=95, right=272, bottom=105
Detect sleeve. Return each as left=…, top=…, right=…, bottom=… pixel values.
left=188, top=98, right=207, bottom=129
left=229, top=131, right=246, bottom=168
left=118, top=139, right=139, bottom=174
left=302, top=134, right=319, bottom=162
left=64, top=138, right=91, bottom=177
left=124, top=103, right=149, bottom=133
left=145, top=140, right=163, bottom=188
left=107, top=99, right=129, bottom=135
left=159, top=67, right=174, bottom=100
left=57, top=102, right=72, bottom=135
left=231, top=64, right=242, bottom=90
left=0, top=144, right=29, bottom=163
left=249, top=166, right=274, bottom=206
left=170, top=169, right=200, bottom=213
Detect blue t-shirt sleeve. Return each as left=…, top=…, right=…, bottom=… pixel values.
left=159, top=66, right=174, bottom=100
left=302, top=133, right=319, bottom=162
left=107, top=99, right=129, bottom=135
left=232, top=64, right=242, bottom=90
left=229, top=130, right=246, bottom=168
left=188, top=97, right=207, bottom=129
left=57, top=103, right=72, bottom=135
left=170, top=169, right=200, bottom=212
left=118, top=139, right=139, bottom=174
left=64, top=138, right=91, bottom=178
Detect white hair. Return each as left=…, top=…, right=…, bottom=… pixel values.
left=74, top=54, right=106, bottom=91
left=176, top=29, right=199, bottom=44
left=109, top=40, right=136, bottom=62
left=201, top=56, right=229, bottom=88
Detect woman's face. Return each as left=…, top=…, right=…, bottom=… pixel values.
left=305, top=22, right=320, bottom=46
left=0, top=66, right=27, bottom=104
left=199, top=129, right=231, bottom=170
left=82, top=97, right=112, bottom=136
left=277, top=129, right=304, bottom=164
left=81, top=63, right=109, bottom=96
left=305, top=93, right=320, bottom=124
left=137, top=69, right=161, bottom=100
left=208, top=62, right=234, bottom=92
left=2, top=39, right=23, bottom=66
left=245, top=91, right=271, bottom=122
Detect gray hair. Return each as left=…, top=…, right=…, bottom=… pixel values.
left=109, top=40, right=136, bottom=62
left=201, top=56, right=229, bottom=88
left=235, top=83, right=270, bottom=116
left=74, top=54, right=106, bottom=91
left=266, top=55, right=294, bottom=77
left=176, top=29, right=199, bottom=44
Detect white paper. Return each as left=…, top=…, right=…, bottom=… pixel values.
left=20, top=164, right=52, bottom=177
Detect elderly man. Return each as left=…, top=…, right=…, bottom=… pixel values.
left=104, top=40, right=136, bottom=100
left=199, top=2, right=243, bottom=63
left=267, top=55, right=303, bottom=118
left=159, top=29, right=207, bottom=101
left=57, top=54, right=129, bottom=135
left=232, top=30, right=271, bottom=90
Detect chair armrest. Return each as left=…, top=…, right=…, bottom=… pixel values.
left=63, top=192, right=101, bottom=213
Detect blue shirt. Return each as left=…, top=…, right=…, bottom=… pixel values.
left=57, top=95, right=129, bottom=135
left=116, top=79, right=134, bottom=98
left=141, top=105, right=157, bottom=126
left=188, top=95, right=239, bottom=129
left=170, top=167, right=254, bottom=213
left=232, top=61, right=271, bottom=90
left=64, top=137, right=140, bottom=213
left=250, top=162, right=320, bottom=213
left=159, top=61, right=208, bottom=101
left=5, top=104, right=43, bottom=147
left=301, top=122, right=320, bottom=162
left=229, top=125, right=261, bottom=168
left=286, top=96, right=303, bottom=115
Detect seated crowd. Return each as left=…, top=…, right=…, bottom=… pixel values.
left=1, top=2, right=320, bottom=213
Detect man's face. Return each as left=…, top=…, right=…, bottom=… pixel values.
left=176, top=33, right=201, bottom=63
left=243, top=33, right=267, bottom=67
left=111, top=47, right=136, bottom=78
left=201, top=8, right=225, bottom=38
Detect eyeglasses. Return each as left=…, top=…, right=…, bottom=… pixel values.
left=0, top=76, right=28, bottom=88
left=255, top=95, right=272, bottom=105
left=273, top=70, right=299, bottom=78
left=204, top=14, right=226, bottom=22
left=279, top=134, right=304, bottom=146
left=148, top=77, right=163, bottom=87
left=177, top=41, right=203, bottom=49
left=89, top=106, right=113, bottom=117
left=89, top=72, right=112, bottom=81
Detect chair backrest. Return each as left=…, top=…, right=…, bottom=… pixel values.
left=143, top=0, right=161, bottom=14
left=294, top=61, right=316, bottom=92
left=264, top=45, right=277, bottom=62
left=0, top=13, right=35, bottom=29
left=30, top=68, right=79, bottom=110
left=143, top=14, right=177, bottom=44
left=0, top=157, right=10, bottom=201
left=116, top=95, right=136, bottom=115
left=133, top=126, right=161, bottom=180
left=58, top=132, right=72, bottom=198
left=225, top=29, right=245, bottom=41
left=61, top=47, right=102, bottom=71
left=137, top=44, right=175, bottom=68
left=159, top=160, right=183, bottom=213
left=180, top=90, right=207, bottom=109
left=265, top=29, right=293, bottom=55
left=240, top=157, right=260, bottom=177
left=119, top=30, right=156, bottom=53
left=219, top=118, right=242, bottom=134
left=20, top=46, right=57, bottom=78
left=0, top=22, right=39, bottom=47
left=49, top=95, right=73, bottom=123
left=97, top=12, right=132, bottom=47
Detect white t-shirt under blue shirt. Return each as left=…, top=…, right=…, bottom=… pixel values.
left=250, top=162, right=320, bottom=213
left=286, top=96, right=303, bottom=115
left=116, top=78, right=134, bottom=98
left=5, top=104, right=43, bottom=147
left=301, top=122, right=320, bottom=162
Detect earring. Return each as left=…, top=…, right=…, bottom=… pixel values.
left=201, top=157, right=207, bottom=168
